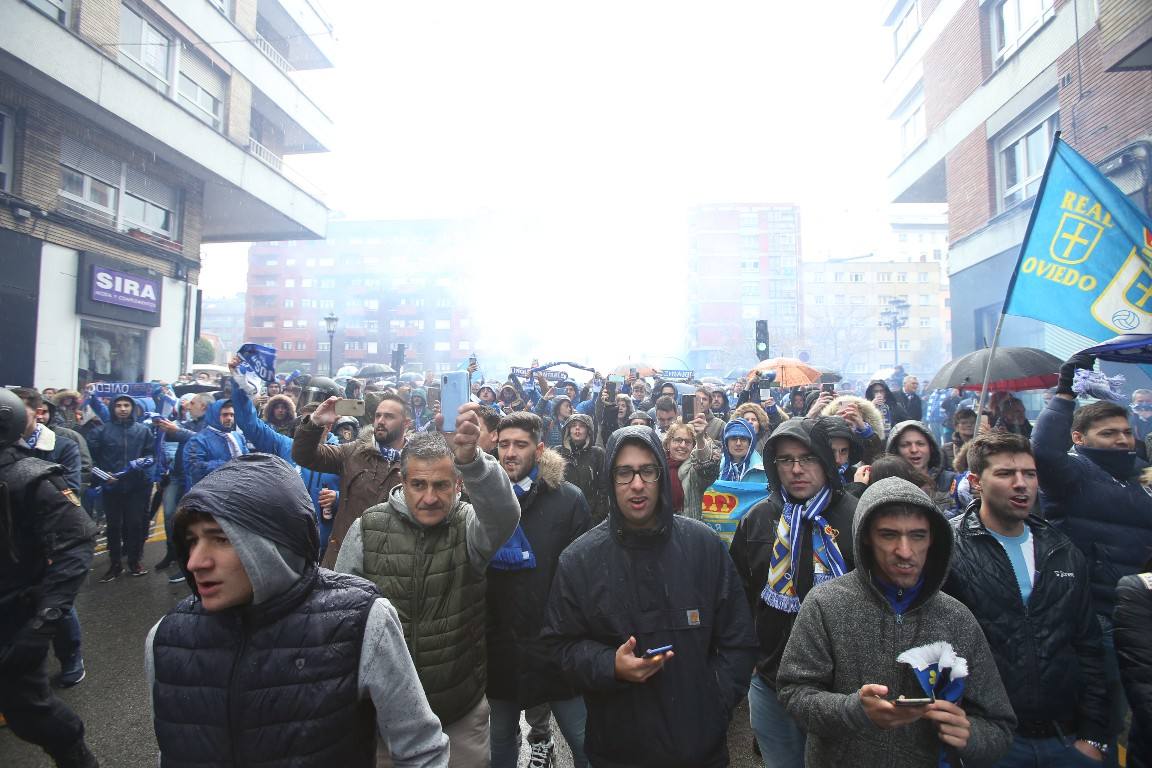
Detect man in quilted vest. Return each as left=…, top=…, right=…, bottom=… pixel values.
left=146, top=453, right=448, bottom=768
left=335, top=403, right=522, bottom=767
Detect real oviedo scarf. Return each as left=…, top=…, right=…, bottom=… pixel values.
left=760, top=485, right=847, bottom=613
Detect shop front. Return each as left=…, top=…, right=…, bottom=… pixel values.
left=74, top=252, right=163, bottom=388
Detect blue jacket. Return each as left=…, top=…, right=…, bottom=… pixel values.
left=1032, top=396, right=1152, bottom=618
left=183, top=401, right=248, bottom=491
left=230, top=387, right=341, bottom=555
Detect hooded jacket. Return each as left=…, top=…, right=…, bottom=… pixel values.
left=864, top=379, right=909, bottom=434
left=86, top=396, right=153, bottom=494
left=885, top=421, right=960, bottom=517
left=777, top=478, right=1015, bottom=767
left=543, top=426, right=757, bottom=768
left=146, top=454, right=449, bottom=768
left=1032, top=396, right=1152, bottom=619
left=18, top=425, right=82, bottom=492
left=731, top=401, right=775, bottom=457
left=231, top=387, right=342, bottom=557
left=556, top=413, right=606, bottom=521
left=182, top=400, right=248, bottom=492
left=819, top=395, right=885, bottom=461
left=943, top=500, right=1108, bottom=744
left=730, top=417, right=858, bottom=688
left=486, top=449, right=590, bottom=708
left=261, top=393, right=297, bottom=436
left=1115, top=571, right=1152, bottom=766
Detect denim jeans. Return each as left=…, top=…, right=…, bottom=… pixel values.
left=749, top=675, right=806, bottom=768
left=996, top=734, right=1107, bottom=767
left=162, top=477, right=184, bottom=562
left=489, top=696, right=587, bottom=768
left=51, top=607, right=82, bottom=667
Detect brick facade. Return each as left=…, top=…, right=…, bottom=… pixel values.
left=923, top=0, right=987, bottom=132
left=945, top=126, right=995, bottom=242
left=0, top=74, right=203, bottom=279
left=74, top=0, right=120, bottom=58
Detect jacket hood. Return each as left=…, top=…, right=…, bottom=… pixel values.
left=820, top=415, right=864, bottom=466
left=203, top=398, right=234, bottom=431
left=600, top=425, right=674, bottom=546
left=820, top=395, right=885, bottom=437
left=865, top=379, right=897, bottom=401
left=852, top=477, right=953, bottom=609
left=561, top=413, right=596, bottom=452
left=722, top=418, right=758, bottom=457
left=52, top=390, right=82, bottom=406
left=173, top=454, right=319, bottom=605
left=732, top=402, right=770, bottom=434
left=885, top=420, right=942, bottom=472
left=536, top=447, right=568, bottom=490
left=764, top=417, right=843, bottom=493
left=263, top=394, right=297, bottom=426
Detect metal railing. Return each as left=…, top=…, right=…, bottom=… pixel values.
left=246, top=137, right=327, bottom=201
left=253, top=32, right=294, bottom=73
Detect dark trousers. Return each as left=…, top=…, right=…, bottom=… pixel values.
left=0, top=649, right=85, bottom=759
left=104, top=488, right=150, bottom=566
left=52, top=606, right=82, bottom=665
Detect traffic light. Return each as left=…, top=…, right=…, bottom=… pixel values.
left=391, top=343, right=406, bottom=372
left=755, top=320, right=769, bottom=361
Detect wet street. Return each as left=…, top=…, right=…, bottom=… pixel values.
left=2, top=536, right=761, bottom=767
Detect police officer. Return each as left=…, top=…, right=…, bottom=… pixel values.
left=0, top=388, right=99, bottom=767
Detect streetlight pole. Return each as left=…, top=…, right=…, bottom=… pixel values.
left=878, top=298, right=909, bottom=370
left=323, top=312, right=339, bottom=375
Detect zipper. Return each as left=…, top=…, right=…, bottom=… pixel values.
left=410, top=529, right=423, bottom=664
left=226, top=616, right=248, bottom=766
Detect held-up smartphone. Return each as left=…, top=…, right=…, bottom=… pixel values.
left=892, top=696, right=934, bottom=707
left=440, top=371, right=469, bottom=432
left=333, top=399, right=365, bottom=418
left=629, top=367, right=638, bottom=380
left=427, top=385, right=441, bottom=405
left=606, top=381, right=618, bottom=399
left=759, top=387, right=772, bottom=402
left=680, top=394, right=695, bottom=422
left=822, top=383, right=836, bottom=395
left=643, top=644, right=673, bottom=658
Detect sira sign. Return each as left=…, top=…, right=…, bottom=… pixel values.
left=91, top=264, right=160, bottom=313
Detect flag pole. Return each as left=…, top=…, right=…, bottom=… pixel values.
left=975, top=131, right=1064, bottom=422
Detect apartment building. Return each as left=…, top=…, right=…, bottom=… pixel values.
left=0, top=0, right=333, bottom=387
left=883, top=0, right=1151, bottom=359
left=242, top=220, right=478, bottom=376
left=686, top=204, right=802, bottom=375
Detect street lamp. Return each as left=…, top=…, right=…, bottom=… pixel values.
left=323, top=312, right=338, bottom=375
left=878, top=297, right=910, bottom=369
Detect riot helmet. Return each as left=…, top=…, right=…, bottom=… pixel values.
left=0, top=388, right=29, bottom=449
left=298, top=376, right=343, bottom=410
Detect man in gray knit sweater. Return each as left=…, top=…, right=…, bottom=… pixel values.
left=777, top=477, right=1015, bottom=766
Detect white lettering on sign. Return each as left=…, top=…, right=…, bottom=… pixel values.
left=95, top=271, right=158, bottom=301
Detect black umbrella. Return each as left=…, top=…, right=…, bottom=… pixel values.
left=173, top=383, right=220, bottom=397
left=814, top=367, right=842, bottom=383
left=927, top=347, right=1062, bottom=392
left=357, top=363, right=396, bottom=378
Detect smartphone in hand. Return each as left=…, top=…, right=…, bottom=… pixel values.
left=680, top=394, right=695, bottom=422
left=440, top=372, right=469, bottom=432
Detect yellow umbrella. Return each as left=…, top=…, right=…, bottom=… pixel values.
left=749, top=358, right=821, bottom=388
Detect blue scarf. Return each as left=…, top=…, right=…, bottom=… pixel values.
left=490, top=466, right=538, bottom=571
left=761, top=486, right=848, bottom=613
left=23, top=425, right=41, bottom=451
left=377, top=443, right=401, bottom=463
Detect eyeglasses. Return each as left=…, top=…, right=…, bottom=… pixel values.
left=773, top=455, right=821, bottom=467
left=669, top=437, right=692, bottom=446
left=612, top=465, right=662, bottom=485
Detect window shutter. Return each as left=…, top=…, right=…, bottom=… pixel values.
left=60, top=136, right=120, bottom=185
left=180, top=45, right=225, bottom=100
left=125, top=167, right=177, bottom=209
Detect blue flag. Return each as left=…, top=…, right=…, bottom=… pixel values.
left=700, top=479, right=771, bottom=547
left=237, top=343, right=278, bottom=383
left=1004, top=137, right=1152, bottom=339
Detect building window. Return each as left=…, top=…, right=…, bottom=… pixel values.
left=899, top=100, right=925, bottom=157
left=78, top=319, right=146, bottom=387
left=317, top=342, right=330, bottom=352
left=283, top=299, right=294, bottom=308
left=893, top=0, right=920, bottom=60
left=295, top=320, right=307, bottom=328
left=814, top=295, right=825, bottom=305
left=896, top=272, right=908, bottom=283
left=918, top=272, right=930, bottom=283
left=295, top=341, right=306, bottom=351
left=993, top=0, right=1054, bottom=65
left=282, top=320, right=293, bottom=328
left=119, top=4, right=173, bottom=93
left=177, top=73, right=222, bottom=130
left=920, top=317, right=932, bottom=328
left=27, top=0, right=69, bottom=24
left=0, top=108, right=11, bottom=193
left=281, top=341, right=292, bottom=351
left=996, top=101, right=1059, bottom=210
left=850, top=273, right=864, bottom=283
left=60, top=166, right=117, bottom=220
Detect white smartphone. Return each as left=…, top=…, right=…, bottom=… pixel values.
left=440, top=371, right=469, bottom=433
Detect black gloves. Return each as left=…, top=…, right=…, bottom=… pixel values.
left=1057, top=352, right=1097, bottom=396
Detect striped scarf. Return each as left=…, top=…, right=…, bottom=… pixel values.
left=208, top=426, right=245, bottom=458
left=761, top=486, right=847, bottom=613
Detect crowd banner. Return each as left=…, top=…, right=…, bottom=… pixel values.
left=1003, top=136, right=1152, bottom=339
left=511, top=366, right=568, bottom=382
left=238, top=343, right=278, bottom=383
left=700, top=479, right=770, bottom=547
left=660, top=369, right=694, bottom=381
left=88, top=382, right=155, bottom=397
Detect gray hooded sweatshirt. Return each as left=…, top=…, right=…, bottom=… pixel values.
left=777, top=477, right=1015, bottom=767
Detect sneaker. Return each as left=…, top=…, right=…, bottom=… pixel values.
left=128, top=563, right=149, bottom=577
left=99, top=564, right=122, bottom=583
left=154, top=556, right=173, bottom=570
left=54, top=657, right=86, bottom=688
left=167, top=572, right=186, bottom=584
left=527, top=738, right=554, bottom=768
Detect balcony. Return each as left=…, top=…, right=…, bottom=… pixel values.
left=248, top=136, right=283, bottom=171
left=253, top=32, right=294, bottom=74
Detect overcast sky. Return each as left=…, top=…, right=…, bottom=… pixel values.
left=201, top=1, right=899, bottom=362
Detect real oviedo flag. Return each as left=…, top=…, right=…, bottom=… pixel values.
left=237, top=343, right=278, bottom=383
left=701, top=479, right=770, bottom=547
left=1004, top=137, right=1152, bottom=340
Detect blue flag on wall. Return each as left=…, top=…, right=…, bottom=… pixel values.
left=1003, top=136, right=1152, bottom=339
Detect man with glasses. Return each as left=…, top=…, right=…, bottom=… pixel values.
left=730, top=417, right=859, bottom=768
left=544, top=425, right=757, bottom=767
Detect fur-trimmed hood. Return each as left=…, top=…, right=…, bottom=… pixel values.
left=535, top=447, right=568, bottom=491
left=262, top=393, right=297, bottom=427
left=820, top=395, right=885, bottom=437
left=732, top=402, right=770, bottom=435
